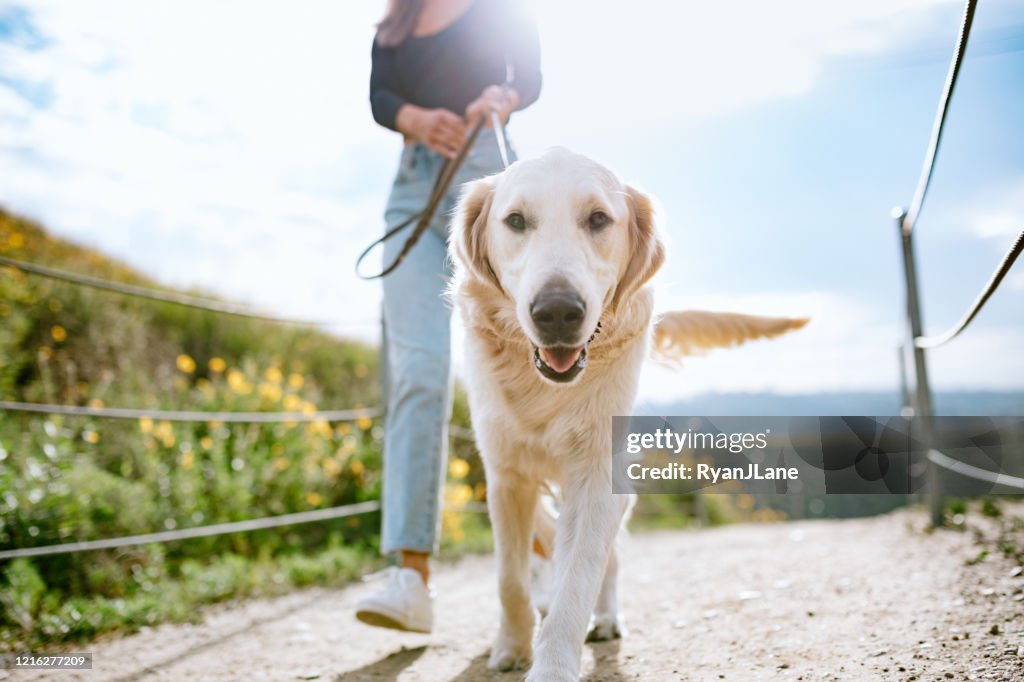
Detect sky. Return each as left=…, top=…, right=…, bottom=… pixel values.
left=1, top=0, right=1022, bottom=402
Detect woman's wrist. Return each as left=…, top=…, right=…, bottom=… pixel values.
left=501, top=85, right=521, bottom=111
left=395, top=104, right=424, bottom=138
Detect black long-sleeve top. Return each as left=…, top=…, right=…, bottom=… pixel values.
left=369, top=0, right=542, bottom=131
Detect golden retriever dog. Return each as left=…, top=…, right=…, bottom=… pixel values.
left=449, top=147, right=806, bottom=681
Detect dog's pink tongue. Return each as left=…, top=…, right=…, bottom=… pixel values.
left=540, top=346, right=583, bottom=373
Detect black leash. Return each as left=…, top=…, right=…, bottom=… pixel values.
left=356, top=116, right=488, bottom=280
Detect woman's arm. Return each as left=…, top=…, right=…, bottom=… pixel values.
left=369, top=39, right=407, bottom=131
left=371, top=38, right=466, bottom=157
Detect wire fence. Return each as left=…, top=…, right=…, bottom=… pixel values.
left=0, top=498, right=490, bottom=561
left=0, top=400, right=382, bottom=424
left=0, top=399, right=480, bottom=560
left=0, top=385, right=483, bottom=557
left=0, top=400, right=478, bottom=442
left=0, top=255, right=378, bottom=330
left=892, top=0, right=1024, bottom=524
left=913, top=229, right=1024, bottom=350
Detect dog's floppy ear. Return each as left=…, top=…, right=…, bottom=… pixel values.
left=452, top=176, right=500, bottom=289
left=611, top=185, right=665, bottom=311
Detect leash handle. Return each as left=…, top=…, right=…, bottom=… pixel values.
left=490, top=107, right=510, bottom=169
left=355, top=117, right=486, bottom=280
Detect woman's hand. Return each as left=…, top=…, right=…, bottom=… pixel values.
left=396, top=104, right=467, bottom=158
left=465, top=85, right=519, bottom=129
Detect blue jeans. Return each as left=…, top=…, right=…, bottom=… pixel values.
left=380, top=128, right=514, bottom=555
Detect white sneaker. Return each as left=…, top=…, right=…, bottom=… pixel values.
left=355, top=567, right=434, bottom=633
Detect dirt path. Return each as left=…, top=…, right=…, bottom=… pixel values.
left=9, top=511, right=1024, bottom=681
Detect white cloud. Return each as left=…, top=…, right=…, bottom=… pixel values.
left=959, top=176, right=1024, bottom=239
left=513, top=0, right=957, bottom=156
left=1, top=1, right=394, bottom=337
left=1009, top=272, right=1024, bottom=292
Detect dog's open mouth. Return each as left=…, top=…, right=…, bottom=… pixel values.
left=531, top=323, right=601, bottom=384
left=533, top=345, right=588, bottom=383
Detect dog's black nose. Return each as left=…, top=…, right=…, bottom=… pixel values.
left=531, top=286, right=586, bottom=344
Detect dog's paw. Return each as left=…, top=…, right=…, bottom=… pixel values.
left=525, top=664, right=577, bottom=682
left=488, top=642, right=531, bottom=671
left=585, top=613, right=627, bottom=642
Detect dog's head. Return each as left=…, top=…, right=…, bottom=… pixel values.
left=451, top=147, right=665, bottom=385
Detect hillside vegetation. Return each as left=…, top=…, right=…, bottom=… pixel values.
left=0, top=208, right=485, bottom=650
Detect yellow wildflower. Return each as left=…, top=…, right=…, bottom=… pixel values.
left=83, top=430, right=100, bottom=444
left=336, top=422, right=351, bottom=437
left=350, top=459, right=365, bottom=476
left=200, top=436, right=213, bottom=450
left=197, top=378, right=214, bottom=398
left=449, top=458, right=470, bottom=480
left=356, top=416, right=373, bottom=431
left=37, top=346, right=52, bottom=361
left=340, top=435, right=358, bottom=455
left=51, top=325, right=67, bottom=343
left=283, top=394, right=302, bottom=412
left=306, top=492, right=322, bottom=506
left=264, top=367, right=283, bottom=384
left=258, top=381, right=282, bottom=402
left=88, top=398, right=104, bottom=408
left=155, top=421, right=175, bottom=447
left=139, top=416, right=154, bottom=433
left=323, top=458, right=342, bottom=478
left=273, top=457, right=290, bottom=471
left=287, top=373, right=304, bottom=390
left=181, top=450, right=195, bottom=470
left=176, top=354, right=196, bottom=374
left=227, top=369, right=251, bottom=394
left=448, top=483, right=474, bottom=507
left=208, top=357, right=226, bottom=373
left=443, top=510, right=465, bottom=542
left=308, top=419, right=331, bottom=438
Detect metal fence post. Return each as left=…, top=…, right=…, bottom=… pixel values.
left=894, top=209, right=941, bottom=525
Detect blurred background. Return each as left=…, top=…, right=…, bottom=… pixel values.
left=0, top=0, right=1022, bottom=652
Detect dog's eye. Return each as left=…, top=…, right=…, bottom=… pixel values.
left=504, top=212, right=526, bottom=233
left=588, top=210, right=611, bottom=231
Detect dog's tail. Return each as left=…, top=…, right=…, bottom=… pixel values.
left=652, top=310, right=809, bottom=364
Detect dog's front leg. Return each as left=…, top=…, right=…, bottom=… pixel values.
left=587, top=493, right=634, bottom=641
left=527, top=470, right=625, bottom=681
left=486, top=468, right=539, bottom=671
left=586, top=534, right=625, bottom=641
